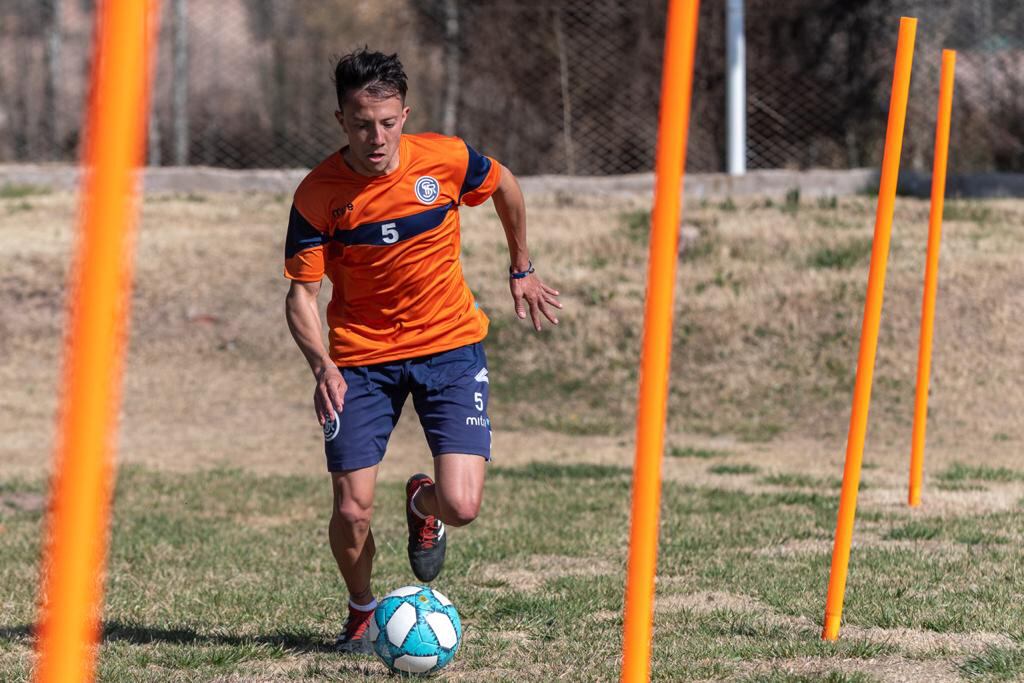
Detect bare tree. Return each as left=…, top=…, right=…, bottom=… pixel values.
left=172, top=0, right=189, bottom=165
left=442, top=0, right=460, bottom=136
left=42, top=0, right=62, bottom=161
left=147, top=0, right=162, bottom=165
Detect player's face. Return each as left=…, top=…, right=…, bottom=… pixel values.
left=336, top=89, right=409, bottom=176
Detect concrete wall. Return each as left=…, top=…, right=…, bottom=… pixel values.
left=2, top=164, right=1023, bottom=199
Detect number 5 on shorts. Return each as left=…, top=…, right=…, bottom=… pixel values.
left=474, top=392, right=483, bottom=411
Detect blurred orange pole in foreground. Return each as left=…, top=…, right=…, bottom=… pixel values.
left=908, top=50, right=957, bottom=508
left=822, top=16, right=916, bottom=642
left=620, top=0, right=700, bottom=680
left=34, top=2, right=158, bottom=681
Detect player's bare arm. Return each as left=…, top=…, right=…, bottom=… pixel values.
left=491, top=164, right=562, bottom=331
left=285, top=280, right=346, bottom=425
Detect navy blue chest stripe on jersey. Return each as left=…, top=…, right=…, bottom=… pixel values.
left=334, top=201, right=455, bottom=246
left=285, top=204, right=327, bottom=259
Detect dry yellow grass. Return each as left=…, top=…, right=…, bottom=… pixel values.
left=2, top=188, right=1022, bottom=489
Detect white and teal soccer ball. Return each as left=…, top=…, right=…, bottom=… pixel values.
left=369, top=585, right=462, bottom=675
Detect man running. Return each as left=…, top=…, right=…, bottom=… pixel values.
left=283, top=49, right=561, bottom=652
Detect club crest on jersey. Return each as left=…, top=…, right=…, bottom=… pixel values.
left=414, top=176, right=440, bottom=204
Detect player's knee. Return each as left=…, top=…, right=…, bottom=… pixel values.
left=440, top=495, right=480, bottom=527
left=334, top=501, right=373, bottom=537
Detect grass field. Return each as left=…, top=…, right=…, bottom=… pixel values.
left=1, top=186, right=1023, bottom=681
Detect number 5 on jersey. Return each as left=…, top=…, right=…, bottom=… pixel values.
left=381, top=222, right=398, bottom=244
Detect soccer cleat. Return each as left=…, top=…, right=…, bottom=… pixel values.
left=406, top=473, right=447, bottom=582
left=334, top=603, right=375, bottom=654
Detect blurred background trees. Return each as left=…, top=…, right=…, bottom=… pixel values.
left=0, top=0, right=1021, bottom=173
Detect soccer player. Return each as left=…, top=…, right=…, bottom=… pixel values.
left=283, top=49, right=561, bottom=652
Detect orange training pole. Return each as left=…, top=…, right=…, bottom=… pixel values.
left=908, top=50, right=956, bottom=507
left=822, top=16, right=916, bottom=642
left=620, top=0, right=700, bottom=680
left=34, top=2, right=158, bottom=681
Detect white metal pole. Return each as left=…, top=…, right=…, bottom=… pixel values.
left=726, top=0, right=746, bottom=175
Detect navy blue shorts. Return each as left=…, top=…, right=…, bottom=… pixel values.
left=322, top=342, right=491, bottom=472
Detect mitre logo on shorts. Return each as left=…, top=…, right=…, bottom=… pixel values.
left=414, top=176, right=440, bottom=204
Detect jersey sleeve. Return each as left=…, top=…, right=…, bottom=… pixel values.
left=458, top=141, right=502, bottom=207
left=284, top=188, right=329, bottom=282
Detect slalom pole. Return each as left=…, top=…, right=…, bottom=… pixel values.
left=822, top=16, right=916, bottom=642
left=620, top=0, right=700, bottom=680
left=908, top=50, right=956, bottom=507
left=34, top=2, right=159, bottom=682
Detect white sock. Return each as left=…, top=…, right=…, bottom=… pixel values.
left=349, top=597, right=377, bottom=612
left=409, top=486, right=429, bottom=520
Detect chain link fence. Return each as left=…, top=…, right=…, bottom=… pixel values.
left=743, top=0, right=1024, bottom=173
left=0, top=0, right=1021, bottom=174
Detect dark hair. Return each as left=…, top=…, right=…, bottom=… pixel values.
left=334, top=48, right=408, bottom=109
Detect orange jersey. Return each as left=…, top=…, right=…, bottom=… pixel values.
left=284, top=133, right=502, bottom=366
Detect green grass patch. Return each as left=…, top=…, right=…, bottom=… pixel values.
left=694, top=268, right=742, bottom=295
left=532, top=413, right=622, bottom=435
left=884, top=520, right=942, bottom=541
left=782, top=187, right=801, bottom=213
left=938, top=463, right=1024, bottom=483
left=742, top=671, right=875, bottom=683
left=936, top=481, right=989, bottom=492
left=669, top=446, right=729, bottom=459
left=5, top=200, right=34, bottom=214
left=708, top=463, right=760, bottom=475
left=620, top=209, right=651, bottom=243
left=954, top=528, right=1010, bottom=546
left=681, top=231, right=718, bottom=262
left=760, top=472, right=842, bottom=490
left=816, top=195, right=839, bottom=210
left=959, top=645, right=1024, bottom=681
left=737, top=421, right=785, bottom=442
left=883, top=513, right=1014, bottom=546
left=0, top=184, right=50, bottom=199
left=944, top=201, right=994, bottom=225
left=494, top=461, right=630, bottom=481
left=807, top=239, right=873, bottom=270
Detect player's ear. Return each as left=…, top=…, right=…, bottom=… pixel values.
left=334, top=110, right=346, bottom=133
left=401, top=106, right=410, bottom=123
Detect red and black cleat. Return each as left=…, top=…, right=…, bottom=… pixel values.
left=406, top=473, right=447, bottom=582
left=334, top=604, right=375, bottom=654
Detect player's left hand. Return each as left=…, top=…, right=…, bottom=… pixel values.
left=511, top=274, right=562, bottom=331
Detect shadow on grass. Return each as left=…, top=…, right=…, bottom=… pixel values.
left=0, top=621, right=340, bottom=656
left=103, top=620, right=337, bottom=654
left=0, top=624, right=31, bottom=641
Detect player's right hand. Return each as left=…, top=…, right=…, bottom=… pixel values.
left=314, top=365, right=347, bottom=425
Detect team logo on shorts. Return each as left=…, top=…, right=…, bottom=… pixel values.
left=323, top=414, right=340, bottom=442
left=414, top=176, right=440, bottom=204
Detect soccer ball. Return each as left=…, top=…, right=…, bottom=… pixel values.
left=369, top=585, right=462, bottom=675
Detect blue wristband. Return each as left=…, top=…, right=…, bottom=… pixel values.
left=509, top=261, right=535, bottom=280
